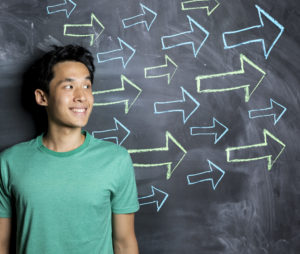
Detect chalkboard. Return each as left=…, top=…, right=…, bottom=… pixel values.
left=1, top=0, right=299, bottom=253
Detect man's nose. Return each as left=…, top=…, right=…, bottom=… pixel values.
left=74, top=87, right=86, bottom=102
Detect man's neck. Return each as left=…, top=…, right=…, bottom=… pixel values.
left=42, top=126, right=85, bottom=153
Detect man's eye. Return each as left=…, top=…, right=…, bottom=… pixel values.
left=64, top=85, right=73, bottom=89
left=83, top=84, right=91, bottom=89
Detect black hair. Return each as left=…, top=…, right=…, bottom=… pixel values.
left=21, top=44, right=95, bottom=135
left=33, top=44, right=95, bottom=94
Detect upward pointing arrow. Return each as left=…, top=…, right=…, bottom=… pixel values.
left=154, top=87, right=200, bottom=124
left=128, top=131, right=187, bottom=179
left=181, top=0, right=220, bottom=16
left=226, top=129, right=286, bottom=170
left=223, top=5, right=284, bottom=59
left=138, top=186, right=169, bottom=212
left=161, top=15, right=209, bottom=57
left=97, top=37, right=136, bottom=68
left=63, top=13, right=104, bottom=45
left=248, top=98, right=287, bottom=125
left=122, top=3, right=157, bottom=31
left=47, top=0, right=77, bottom=18
left=195, top=54, right=266, bottom=102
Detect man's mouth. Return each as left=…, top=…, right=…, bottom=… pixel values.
left=70, top=108, right=87, bottom=113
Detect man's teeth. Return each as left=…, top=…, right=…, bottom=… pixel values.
left=72, top=108, right=86, bottom=113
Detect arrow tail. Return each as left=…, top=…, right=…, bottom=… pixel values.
left=162, top=31, right=191, bottom=50
left=122, top=14, right=145, bottom=28
left=154, top=101, right=184, bottom=114
left=249, top=108, right=273, bottom=119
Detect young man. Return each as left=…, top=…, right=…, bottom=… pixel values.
left=0, top=45, right=139, bottom=254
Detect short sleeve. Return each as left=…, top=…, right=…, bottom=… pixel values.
left=0, top=155, right=12, bottom=218
left=111, top=149, right=139, bottom=214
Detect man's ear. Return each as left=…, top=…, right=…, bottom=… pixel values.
left=34, top=89, right=48, bottom=106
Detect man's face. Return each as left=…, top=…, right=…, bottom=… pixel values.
left=44, top=61, right=94, bottom=130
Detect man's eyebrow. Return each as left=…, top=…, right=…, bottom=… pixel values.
left=57, top=76, right=91, bottom=85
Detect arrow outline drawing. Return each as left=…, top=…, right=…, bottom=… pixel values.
left=181, top=0, right=220, bottom=16
left=190, top=117, right=228, bottom=144
left=122, top=3, right=157, bottom=31
left=92, top=117, right=130, bottom=145
left=47, top=0, right=77, bottom=18
left=138, top=186, right=169, bottom=212
left=222, top=4, right=284, bottom=59
left=187, top=159, right=225, bottom=190
left=93, top=74, right=142, bottom=114
left=154, top=86, right=200, bottom=124
left=248, top=98, right=287, bottom=125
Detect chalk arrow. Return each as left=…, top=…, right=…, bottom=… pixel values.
left=161, top=15, right=209, bottom=57
left=226, top=129, right=285, bottom=171
left=92, top=118, right=130, bottom=145
left=181, top=0, right=220, bottom=16
left=97, top=37, right=135, bottom=68
left=122, top=3, right=157, bottom=31
left=138, top=186, right=168, bottom=212
left=190, top=117, right=228, bottom=144
left=47, top=0, right=76, bottom=18
left=93, top=75, right=142, bottom=114
left=187, top=160, right=225, bottom=190
left=195, top=54, right=266, bottom=102
left=144, top=55, right=178, bottom=85
left=128, top=131, right=187, bottom=180
left=154, top=87, right=200, bottom=124
left=223, top=5, right=284, bottom=59
left=63, top=13, right=104, bottom=46
left=248, top=98, right=286, bottom=125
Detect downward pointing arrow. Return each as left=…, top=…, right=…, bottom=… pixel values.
left=122, top=3, right=157, bottom=31
left=226, top=129, right=286, bottom=170
left=181, top=0, right=220, bottom=16
left=195, top=54, right=266, bottom=102
left=92, top=118, right=130, bottom=145
left=223, top=5, right=284, bottom=59
left=63, top=13, right=104, bottom=45
left=97, top=37, right=135, bottom=68
left=187, top=160, right=225, bottom=190
left=248, top=98, right=286, bottom=125
left=161, top=15, right=209, bottom=57
left=47, top=0, right=76, bottom=18
left=154, top=87, right=200, bottom=124
left=190, top=117, right=228, bottom=144
left=138, top=186, right=169, bottom=212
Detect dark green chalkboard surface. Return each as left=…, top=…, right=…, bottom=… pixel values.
left=0, top=0, right=299, bottom=253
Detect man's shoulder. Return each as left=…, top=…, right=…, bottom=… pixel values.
left=0, top=136, right=38, bottom=160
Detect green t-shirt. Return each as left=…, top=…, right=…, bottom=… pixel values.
left=0, top=131, right=139, bottom=253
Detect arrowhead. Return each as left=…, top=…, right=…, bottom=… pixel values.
left=207, top=0, right=220, bottom=16
left=113, top=118, right=130, bottom=145
left=141, top=4, right=157, bottom=31
left=181, top=87, right=200, bottom=124
left=66, top=0, right=76, bottom=18
left=118, top=38, right=136, bottom=68
left=256, top=5, right=284, bottom=59
left=165, top=55, right=177, bottom=84
left=212, top=118, right=228, bottom=144
left=207, top=160, right=225, bottom=189
left=121, top=75, right=142, bottom=114
left=91, top=13, right=105, bottom=45
left=151, top=186, right=169, bottom=212
left=270, top=99, right=286, bottom=125
left=240, top=54, right=266, bottom=102
left=165, top=131, right=187, bottom=179
left=187, top=15, right=209, bottom=57
left=264, top=129, right=285, bottom=170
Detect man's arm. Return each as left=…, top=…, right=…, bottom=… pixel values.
left=112, top=213, right=139, bottom=254
left=0, top=218, right=11, bottom=254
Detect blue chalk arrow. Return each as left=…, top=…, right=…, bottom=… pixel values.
left=47, top=0, right=76, bottom=18
left=190, top=117, right=228, bottom=144
left=122, top=3, right=157, bottom=31
left=97, top=37, right=135, bottom=68
left=222, top=5, right=284, bottom=59
left=92, top=118, right=130, bottom=145
left=138, top=186, right=169, bottom=212
left=248, top=98, right=286, bottom=125
left=187, top=160, right=225, bottom=190
left=161, top=15, right=209, bottom=57
left=154, top=87, right=200, bottom=124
